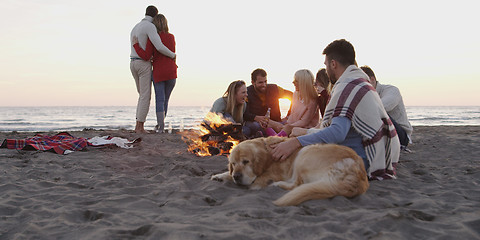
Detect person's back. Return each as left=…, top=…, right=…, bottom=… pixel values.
left=376, top=83, right=412, bottom=137
left=130, top=6, right=175, bottom=60
left=130, top=18, right=154, bottom=59
left=151, top=32, right=176, bottom=82
left=129, top=6, right=160, bottom=133
left=360, top=65, right=412, bottom=148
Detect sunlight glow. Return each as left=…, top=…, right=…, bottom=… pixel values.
left=279, top=98, right=291, bottom=118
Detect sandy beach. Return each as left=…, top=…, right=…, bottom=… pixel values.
left=1, top=126, right=479, bottom=239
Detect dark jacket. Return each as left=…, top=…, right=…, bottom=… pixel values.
left=244, top=84, right=283, bottom=122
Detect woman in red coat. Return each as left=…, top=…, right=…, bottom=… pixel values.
left=133, top=14, right=177, bottom=133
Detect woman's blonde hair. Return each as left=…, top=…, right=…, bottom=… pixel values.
left=152, top=14, right=169, bottom=33
left=223, top=80, right=246, bottom=123
left=294, top=69, right=317, bottom=105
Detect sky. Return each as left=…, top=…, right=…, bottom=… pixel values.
left=0, top=0, right=479, bottom=107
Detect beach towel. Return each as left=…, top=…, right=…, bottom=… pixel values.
left=321, top=65, right=401, bottom=180
left=88, top=136, right=141, bottom=149
left=1, top=132, right=88, bottom=154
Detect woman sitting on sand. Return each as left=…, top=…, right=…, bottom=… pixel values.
left=133, top=14, right=177, bottom=133
left=266, top=69, right=319, bottom=136
left=315, top=68, right=331, bottom=118
left=209, top=80, right=248, bottom=123
left=289, top=68, right=332, bottom=137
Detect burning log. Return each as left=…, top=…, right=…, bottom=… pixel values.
left=200, top=122, right=244, bottom=142
left=207, top=146, right=220, bottom=155
left=181, top=112, right=245, bottom=156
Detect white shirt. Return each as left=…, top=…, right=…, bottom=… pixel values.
left=130, top=16, right=175, bottom=59
left=376, top=83, right=413, bottom=138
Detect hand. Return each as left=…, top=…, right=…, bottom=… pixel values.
left=254, top=116, right=268, bottom=128
left=132, top=36, right=139, bottom=44
left=270, top=138, right=301, bottom=161
left=281, top=124, right=294, bottom=136
left=290, top=127, right=308, bottom=137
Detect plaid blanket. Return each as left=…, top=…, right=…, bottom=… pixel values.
left=321, top=65, right=400, bottom=180
left=1, top=132, right=88, bottom=154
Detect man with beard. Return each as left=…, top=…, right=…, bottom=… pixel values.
left=243, top=68, right=293, bottom=138
left=271, top=39, right=400, bottom=180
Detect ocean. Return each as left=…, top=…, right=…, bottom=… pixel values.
left=0, top=106, right=479, bottom=132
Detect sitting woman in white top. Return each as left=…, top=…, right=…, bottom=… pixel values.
left=266, top=69, right=319, bottom=136
left=210, top=80, right=248, bottom=123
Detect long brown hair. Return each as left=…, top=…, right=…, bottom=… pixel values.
left=315, top=68, right=332, bottom=93
left=224, top=80, right=246, bottom=123
left=152, top=14, right=169, bottom=33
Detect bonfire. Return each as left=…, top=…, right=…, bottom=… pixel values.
left=181, top=112, right=244, bottom=156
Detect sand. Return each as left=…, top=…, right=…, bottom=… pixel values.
left=1, top=126, right=479, bottom=239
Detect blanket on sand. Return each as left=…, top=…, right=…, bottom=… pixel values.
left=1, top=132, right=140, bottom=154
left=1, top=132, right=88, bottom=154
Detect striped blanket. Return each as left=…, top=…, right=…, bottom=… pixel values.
left=321, top=65, right=400, bottom=180
left=1, top=132, right=88, bottom=154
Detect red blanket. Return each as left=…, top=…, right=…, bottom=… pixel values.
left=1, top=132, right=88, bottom=154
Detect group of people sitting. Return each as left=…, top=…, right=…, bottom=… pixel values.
left=210, top=39, right=412, bottom=180
left=129, top=6, right=412, bottom=180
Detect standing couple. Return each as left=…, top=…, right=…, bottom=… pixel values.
left=130, top=6, right=177, bottom=133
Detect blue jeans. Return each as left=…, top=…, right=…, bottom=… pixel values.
left=243, top=121, right=264, bottom=138
left=153, top=78, right=176, bottom=115
left=389, top=116, right=409, bottom=147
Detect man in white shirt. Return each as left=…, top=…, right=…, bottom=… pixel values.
left=360, top=66, right=413, bottom=149
left=130, top=5, right=176, bottom=133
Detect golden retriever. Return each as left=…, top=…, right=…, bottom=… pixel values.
left=211, top=136, right=369, bottom=206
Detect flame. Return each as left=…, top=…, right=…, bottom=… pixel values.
left=181, top=112, right=241, bottom=156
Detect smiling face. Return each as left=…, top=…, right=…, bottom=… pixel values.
left=253, top=76, right=267, bottom=94
left=235, top=84, right=248, bottom=105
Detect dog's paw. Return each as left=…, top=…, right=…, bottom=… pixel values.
left=271, top=181, right=295, bottom=190
left=211, top=174, right=224, bottom=182
left=211, top=172, right=230, bottom=182
left=270, top=181, right=282, bottom=187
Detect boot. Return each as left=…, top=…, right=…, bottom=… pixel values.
left=265, top=127, right=277, bottom=136
left=276, top=130, right=287, bottom=137
left=156, top=111, right=165, bottom=133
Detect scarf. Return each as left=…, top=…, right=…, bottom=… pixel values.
left=321, top=65, right=400, bottom=180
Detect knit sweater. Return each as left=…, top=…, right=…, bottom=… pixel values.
left=134, top=32, right=177, bottom=82
left=130, top=16, right=175, bottom=59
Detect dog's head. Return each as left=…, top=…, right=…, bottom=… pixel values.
left=227, top=136, right=286, bottom=186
